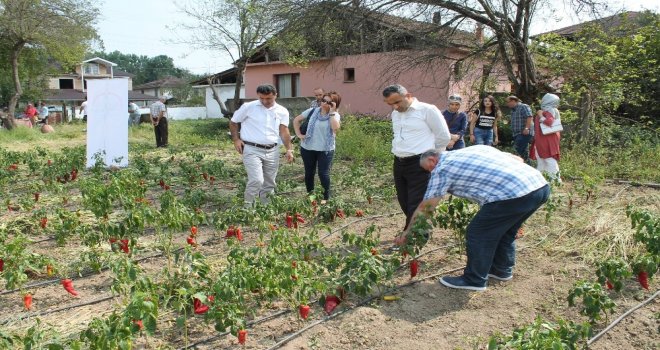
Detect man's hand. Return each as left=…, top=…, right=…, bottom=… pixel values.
left=447, top=140, right=455, bottom=149
left=233, top=139, right=244, bottom=154
left=469, top=134, right=475, bottom=143
left=285, top=149, right=294, bottom=163
left=522, top=128, right=530, bottom=136
left=394, top=232, right=407, bottom=246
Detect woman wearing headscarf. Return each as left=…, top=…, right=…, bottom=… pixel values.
left=531, top=93, right=562, bottom=180
left=293, top=91, right=341, bottom=203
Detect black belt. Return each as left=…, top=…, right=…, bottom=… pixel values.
left=243, top=141, right=277, bottom=150
left=394, top=154, right=421, bottom=161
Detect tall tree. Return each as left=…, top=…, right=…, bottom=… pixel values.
left=177, top=0, right=286, bottom=112
left=0, top=0, right=98, bottom=130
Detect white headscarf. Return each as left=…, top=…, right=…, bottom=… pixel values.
left=540, top=93, right=560, bottom=120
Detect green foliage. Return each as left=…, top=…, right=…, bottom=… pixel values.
left=626, top=206, right=659, bottom=255
left=434, top=197, right=478, bottom=252
left=488, top=316, right=591, bottom=350
left=335, top=115, right=392, bottom=167
left=567, top=281, right=616, bottom=324
left=595, top=258, right=631, bottom=292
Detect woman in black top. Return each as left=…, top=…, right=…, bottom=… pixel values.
left=469, top=95, right=501, bottom=146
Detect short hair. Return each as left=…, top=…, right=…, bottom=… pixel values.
left=419, top=149, right=441, bottom=167
left=382, top=84, right=408, bottom=98
left=256, top=84, right=277, bottom=95
left=506, top=95, right=520, bottom=102
left=324, top=91, right=342, bottom=108
left=313, top=87, right=324, bottom=92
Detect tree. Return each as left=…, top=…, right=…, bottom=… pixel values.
left=90, top=51, right=192, bottom=86
left=0, top=0, right=98, bottom=130
left=177, top=0, right=286, bottom=112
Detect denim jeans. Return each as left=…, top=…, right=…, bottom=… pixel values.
left=447, top=139, right=465, bottom=151
left=513, top=134, right=533, bottom=163
left=300, top=147, right=334, bottom=200
left=473, top=128, right=494, bottom=145
left=462, top=184, right=550, bottom=287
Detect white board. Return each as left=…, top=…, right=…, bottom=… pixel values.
left=86, top=79, right=129, bottom=168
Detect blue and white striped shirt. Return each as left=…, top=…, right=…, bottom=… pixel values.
left=424, top=146, right=547, bottom=205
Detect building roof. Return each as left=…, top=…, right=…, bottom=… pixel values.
left=42, top=89, right=160, bottom=102
left=114, top=69, right=134, bottom=78
left=190, top=67, right=238, bottom=86
left=83, top=57, right=118, bottom=67
left=133, top=76, right=187, bottom=90
left=536, top=11, right=642, bottom=37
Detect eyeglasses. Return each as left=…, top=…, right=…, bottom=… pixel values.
left=322, top=100, right=333, bottom=104
left=448, top=95, right=462, bottom=102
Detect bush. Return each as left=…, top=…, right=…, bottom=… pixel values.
left=336, top=115, right=392, bottom=167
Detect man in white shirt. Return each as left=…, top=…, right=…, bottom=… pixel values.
left=230, top=84, right=295, bottom=207
left=79, top=99, right=88, bottom=122
left=383, top=84, right=451, bottom=231
left=38, top=102, right=49, bottom=124
left=128, top=102, right=141, bottom=126
left=150, top=96, right=168, bottom=147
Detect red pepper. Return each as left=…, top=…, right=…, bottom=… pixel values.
left=159, top=179, right=165, bottom=188
left=0, top=258, right=4, bottom=272
left=61, top=279, right=79, bottom=296
left=292, top=260, right=297, bottom=269
left=410, top=260, right=419, bottom=278
left=47, top=159, right=52, bottom=166
left=606, top=280, right=614, bottom=290
left=638, top=271, right=649, bottom=290
left=299, top=304, right=310, bottom=319
left=23, top=294, right=32, bottom=310
left=164, top=185, right=170, bottom=191
left=8, top=164, right=17, bottom=171
left=370, top=248, right=378, bottom=256
left=202, top=172, right=208, bottom=181
left=70, top=169, right=77, bottom=181
left=296, top=213, right=305, bottom=224
left=336, top=209, right=345, bottom=219
left=238, top=329, right=247, bottom=345
left=40, top=217, right=48, bottom=229
left=120, top=239, right=129, bottom=254
left=286, top=214, right=294, bottom=228
left=133, top=319, right=144, bottom=330
left=225, top=226, right=235, bottom=238
left=324, top=295, right=340, bottom=314
left=33, top=192, right=40, bottom=202
left=235, top=227, right=243, bottom=241
left=209, top=176, right=215, bottom=185
left=190, top=226, right=198, bottom=236
left=355, top=210, right=364, bottom=217
left=193, top=297, right=209, bottom=314
left=186, top=236, right=197, bottom=247
left=291, top=274, right=298, bottom=281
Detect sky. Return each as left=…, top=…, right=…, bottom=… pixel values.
left=96, top=0, right=659, bottom=76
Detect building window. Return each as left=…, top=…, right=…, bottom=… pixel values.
left=275, top=73, right=300, bottom=98
left=344, top=68, right=355, bottom=83
left=84, top=63, right=100, bottom=75
left=59, top=79, right=74, bottom=89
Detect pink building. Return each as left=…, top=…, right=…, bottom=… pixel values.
left=242, top=7, right=511, bottom=116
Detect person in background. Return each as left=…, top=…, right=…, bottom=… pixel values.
left=310, top=87, right=324, bottom=109
left=397, top=146, right=549, bottom=291
left=442, top=95, right=468, bottom=150
left=230, top=84, right=294, bottom=207
left=383, top=84, right=451, bottom=232
left=293, top=91, right=342, bottom=203
left=469, top=95, right=501, bottom=146
left=24, top=103, right=38, bottom=125
left=150, top=96, right=168, bottom=148
left=531, top=93, right=562, bottom=181
left=79, top=98, right=88, bottom=122
left=128, top=101, right=141, bottom=126
left=38, top=102, right=50, bottom=125
left=506, top=96, right=534, bottom=163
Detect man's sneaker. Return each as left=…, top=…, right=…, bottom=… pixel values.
left=439, top=276, right=487, bottom=291
left=487, top=273, right=513, bottom=281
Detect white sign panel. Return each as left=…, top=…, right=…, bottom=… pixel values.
left=86, top=79, right=129, bottom=168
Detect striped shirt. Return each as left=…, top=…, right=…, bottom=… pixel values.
left=424, top=146, right=547, bottom=205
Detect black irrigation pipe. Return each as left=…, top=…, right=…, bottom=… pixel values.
left=0, top=295, right=116, bottom=325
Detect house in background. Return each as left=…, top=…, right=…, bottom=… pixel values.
left=133, top=76, right=188, bottom=100
left=191, top=67, right=245, bottom=118
left=44, top=57, right=158, bottom=120
left=242, top=6, right=511, bottom=116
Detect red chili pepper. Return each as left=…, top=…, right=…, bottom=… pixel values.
left=410, top=260, right=419, bottom=278
left=202, top=173, right=208, bottom=181
left=133, top=319, right=144, bottom=330
left=225, top=226, right=235, bottom=238
left=209, top=176, right=215, bottom=185
left=299, top=304, right=310, bottom=319
left=40, top=217, right=48, bottom=229
left=286, top=214, right=294, bottom=228
left=638, top=271, right=649, bottom=290
left=8, top=164, right=17, bottom=171
left=296, top=213, right=305, bottom=224
left=370, top=248, right=378, bottom=256
left=159, top=179, right=165, bottom=188
left=291, top=274, right=298, bottom=281
left=0, top=258, right=4, bottom=272
left=292, top=260, right=297, bottom=269
left=606, top=280, right=614, bottom=290
left=70, top=169, right=77, bottom=181
left=61, top=279, right=79, bottom=296
left=120, top=239, right=129, bottom=254
left=190, top=226, right=198, bottom=236
left=355, top=210, right=364, bottom=217
left=235, top=227, right=243, bottom=241
left=336, top=209, right=345, bottom=219
left=33, top=192, right=40, bottom=202
left=324, top=295, right=340, bottom=314
left=164, top=185, right=170, bottom=191
left=193, top=297, right=209, bottom=314
left=238, top=329, right=247, bottom=345
left=186, top=236, right=197, bottom=247
left=23, top=294, right=32, bottom=310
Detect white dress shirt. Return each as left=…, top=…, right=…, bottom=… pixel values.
left=391, top=98, right=451, bottom=157
left=231, top=100, right=290, bottom=145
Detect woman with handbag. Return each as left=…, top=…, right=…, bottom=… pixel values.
left=531, top=93, right=562, bottom=181
left=293, top=91, right=341, bottom=203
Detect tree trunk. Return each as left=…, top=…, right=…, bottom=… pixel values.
left=579, top=91, right=593, bottom=142
left=232, top=61, right=246, bottom=112
left=207, top=77, right=230, bottom=116
left=5, top=43, right=25, bottom=130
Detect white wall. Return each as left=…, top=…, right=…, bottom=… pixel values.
left=166, top=107, right=207, bottom=120
left=195, top=84, right=244, bottom=118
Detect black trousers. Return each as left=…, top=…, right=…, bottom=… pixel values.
left=300, top=147, right=334, bottom=200
left=393, top=155, right=430, bottom=230
left=154, top=117, right=169, bottom=147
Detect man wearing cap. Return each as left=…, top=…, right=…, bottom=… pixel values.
left=150, top=96, right=168, bottom=148
left=506, top=96, right=534, bottom=163
left=230, top=84, right=294, bottom=207
left=442, top=94, right=468, bottom=150
left=397, top=146, right=549, bottom=291
left=382, top=84, right=451, bottom=231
